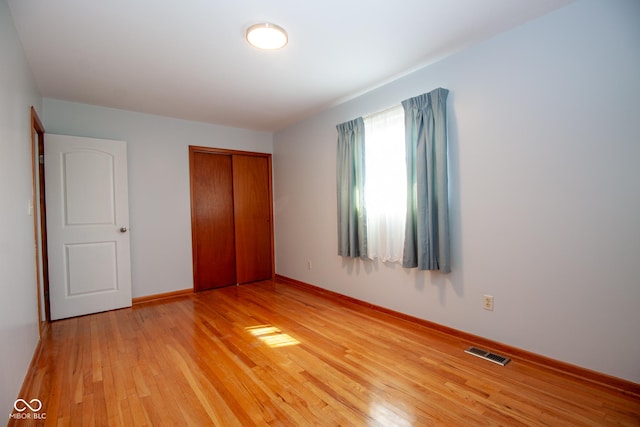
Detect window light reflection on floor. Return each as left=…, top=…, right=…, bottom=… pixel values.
left=245, top=324, right=300, bottom=348
left=369, top=401, right=413, bottom=427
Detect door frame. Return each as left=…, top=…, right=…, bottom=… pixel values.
left=30, top=106, right=50, bottom=334
left=188, top=146, right=275, bottom=291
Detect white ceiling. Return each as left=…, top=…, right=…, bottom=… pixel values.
left=8, top=0, right=573, bottom=132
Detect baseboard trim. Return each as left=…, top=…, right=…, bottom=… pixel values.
left=274, top=274, right=640, bottom=397
left=132, top=288, right=193, bottom=305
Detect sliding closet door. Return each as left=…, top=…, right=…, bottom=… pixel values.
left=190, top=147, right=274, bottom=291
left=190, top=152, right=236, bottom=290
left=233, top=155, right=273, bottom=284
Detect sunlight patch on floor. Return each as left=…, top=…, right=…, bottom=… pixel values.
left=368, top=401, right=414, bottom=427
left=245, top=324, right=300, bottom=348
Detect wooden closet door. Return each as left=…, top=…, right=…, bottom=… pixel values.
left=190, top=152, right=236, bottom=290
left=233, top=155, right=273, bottom=284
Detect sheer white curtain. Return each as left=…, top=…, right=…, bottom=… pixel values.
left=363, top=105, right=406, bottom=262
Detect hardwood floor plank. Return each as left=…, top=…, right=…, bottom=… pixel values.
left=11, top=280, right=640, bottom=426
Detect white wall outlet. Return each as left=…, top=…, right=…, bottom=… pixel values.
left=307, top=260, right=312, bottom=270
left=483, top=295, right=494, bottom=311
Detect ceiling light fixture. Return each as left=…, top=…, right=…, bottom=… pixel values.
left=246, top=23, right=288, bottom=50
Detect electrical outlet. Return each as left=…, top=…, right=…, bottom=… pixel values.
left=307, top=260, right=312, bottom=270
left=483, top=295, right=494, bottom=311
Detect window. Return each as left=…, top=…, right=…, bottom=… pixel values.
left=336, top=88, right=450, bottom=272
left=363, top=105, right=406, bottom=262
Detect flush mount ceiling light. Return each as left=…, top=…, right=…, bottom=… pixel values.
left=246, top=23, right=288, bottom=50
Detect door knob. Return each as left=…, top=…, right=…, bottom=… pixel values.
left=120, top=227, right=128, bottom=233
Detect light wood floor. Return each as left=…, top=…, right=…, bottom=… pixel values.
left=13, top=280, right=640, bottom=426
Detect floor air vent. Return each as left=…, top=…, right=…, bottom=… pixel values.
left=465, top=347, right=510, bottom=366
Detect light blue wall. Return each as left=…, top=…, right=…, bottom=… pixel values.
left=273, top=0, right=640, bottom=383
left=42, top=100, right=273, bottom=298
left=0, top=0, right=43, bottom=414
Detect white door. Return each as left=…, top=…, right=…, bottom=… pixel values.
left=45, top=134, right=132, bottom=320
